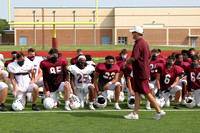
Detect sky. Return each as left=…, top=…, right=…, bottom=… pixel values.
left=1, top=0, right=200, bottom=21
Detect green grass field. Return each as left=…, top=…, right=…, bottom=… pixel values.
left=0, top=44, right=198, bottom=51
left=0, top=58, right=200, bottom=132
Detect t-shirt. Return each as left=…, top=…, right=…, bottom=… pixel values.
left=131, top=38, right=151, bottom=79
left=40, top=57, right=69, bottom=92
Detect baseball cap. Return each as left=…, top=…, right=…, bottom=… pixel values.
left=129, top=26, right=144, bottom=34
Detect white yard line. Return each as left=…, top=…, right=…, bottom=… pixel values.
left=0, top=109, right=200, bottom=114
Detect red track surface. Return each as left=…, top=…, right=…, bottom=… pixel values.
left=0, top=50, right=177, bottom=58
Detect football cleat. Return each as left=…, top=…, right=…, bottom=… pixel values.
left=32, top=104, right=40, bottom=111
left=0, top=104, right=7, bottom=111
left=174, top=104, right=180, bottom=109
left=89, top=104, right=95, bottom=110
left=124, top=113, right=139, bottom=119
left=153, top=110, right=166, bottom=120
left=65, top=105, right=71, bottom=111
left=114, top=103, right=121, bottom=110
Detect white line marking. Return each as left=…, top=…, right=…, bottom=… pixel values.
left=0, top=109, right=200, bottom=114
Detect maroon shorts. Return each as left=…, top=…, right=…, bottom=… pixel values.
left=131, top=77, right=150, bottom=94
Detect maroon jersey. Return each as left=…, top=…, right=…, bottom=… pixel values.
left=150, top=58, right=166, bottom=81
left=131, top=38, right=151, bottom=79
left=117, top=60, right=126, bottom=67
left=186, top=65, right=200, bottom=91
left=40, top=57, right=69, bottom=92
left=124, top=64, right=132, bottom=77
left=157, top=64, right=183, bottom=91
left=158, top=55, right=166, bottom=60
left=95, top=63, right=120, bottom=90
left=5, top=60, right=13, bottom=67
left=70, top=56, right=78, bottom=65
left=177, top=61, right=190, bottom=73
left=184, top=58, right=192, bottom=63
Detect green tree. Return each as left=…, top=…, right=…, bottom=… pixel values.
left=0, top=19, right=10, bottom=34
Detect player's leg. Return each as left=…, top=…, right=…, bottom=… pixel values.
left=146, top=82, right=154, bottom=110
left=85, top=84, right=95, bottom=110
left=27, top=84, right=39, bottom=111
left=172, top=85, right=182, bottom=109
left=194, top=89, right=200, bottom=107
left=58, top=81, right=71, bottom=111
left=180, top=78, right=187, bottom=105
left=0, top=82, right=8, bottom=111
left=114, top=82, right=121, bottom=110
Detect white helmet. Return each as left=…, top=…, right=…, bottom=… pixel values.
left=95, top=95, right=107, bottom=108
left=69, top=94, right=81, bottom=109
left=185, top=96, right=196, bottom=108
left=12, top=100, right=24, bottom=111
left=155, top=96, right=165, bottom=108
left=43, top=97, right=54, bottom=110
left=127, top=96, right=135, bottom=109
left=114, top=92, right=125, bottom=102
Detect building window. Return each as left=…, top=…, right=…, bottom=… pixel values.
left=118, top=37, right=127, bottom=45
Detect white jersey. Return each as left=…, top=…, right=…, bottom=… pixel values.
left=28, top=56, right=44, bottom=77
left=0, top=54, right=4, bottom=61
left=87, top=61, right=96, bottom=66
left=0, top=61, right=4, bottom=70
left=68, top=65, right=95, bottom=88
left=7, top=58, right=34, bottom=92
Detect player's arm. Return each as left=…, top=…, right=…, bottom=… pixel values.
left=156, top=73, right=161, bottom=90
left=171, top=76, right=180, bottom=88
left=34, top=68, right=43, bottom=83
left=70, top=73, right=77, bottom=95
left=123, top=57, right=135, bottom=69
left=127, top=76, right=134, bottom=95
left=10, top=72, right=19, bottom=95
left=118, top=71, right=124, bottom=83
left=29, top=69, right=35, bottom=84
left=93, top=72, right=101, bottom=95
left=103, top=73, right=119, bottom=90
left=89, top=71, right=95, bottom=83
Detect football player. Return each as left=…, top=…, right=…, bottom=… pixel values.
left=181, top=50, right=191, bottom=63
left=85, top=55, right=96, bottom=67
left=4, top=51, right=17, bottom=92
left=0, top=69, right=9, bottom=111
left=70, top=49, right=83, bottom=65
left=27, top=48, right=44, bottom=101
left=93, top=56, right=121, bottom=110
left=185, top=55, right=200, bottom=107
left=157, top=49, right=166, bottom=60
left=0, top=54, right=4, bottom=70
left=68, top=55, right=95, bottom=110
left=174, top=53, right=190, bottom=105
left=115, top=49, right=129, bottom=63
left=147, top=49, right=166, bottom=110
left=40, top=48, right=71, bottom=111
left=156, top=56, right=183, bottom=109
left=7, top=52, right=40, bottom=111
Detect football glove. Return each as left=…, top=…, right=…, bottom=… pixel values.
left=155, top=89, right=162, bottom=97
left=165, top=86, right=172, bottom=93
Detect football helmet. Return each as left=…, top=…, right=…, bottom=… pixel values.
left=185, top=96, right=196, bottom=108
left=114, top=91, right=125, bottom=102
left=69, top=94, right=81, bottom=109
left=43, top=97, right=54, bottom=110
left=12, top=100, right=24, bottom=111
left=127, top=96, right=135, bottom=109
left=95, top=95, right=107, bottom=108
left=155, top=95, right=165, bottom=108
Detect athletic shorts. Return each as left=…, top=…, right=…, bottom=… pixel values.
left=132, top=78, right=150, bottom=95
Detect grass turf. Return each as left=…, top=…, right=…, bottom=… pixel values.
left=1, top=58, right=200, bottom=132
left=0, top=45, right=198, bottom=51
